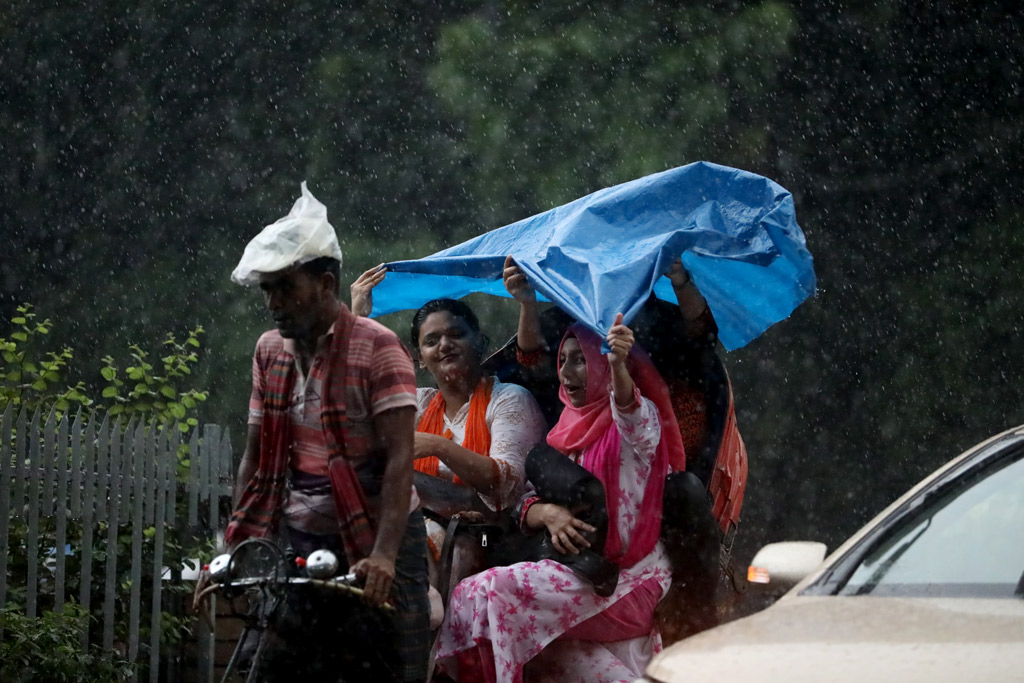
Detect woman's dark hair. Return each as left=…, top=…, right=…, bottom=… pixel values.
left=410, top=298, right=482, bottom=348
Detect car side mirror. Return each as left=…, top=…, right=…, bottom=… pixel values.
left=747, top=541, right=827, bottom=594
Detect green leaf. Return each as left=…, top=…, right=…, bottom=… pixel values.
left=31, top=379, right=47, bottom=391
left=181, top=395, right=196, bottom=408
left=109, top=405, right=124, bottom=415
left=127, top=367, right=145, bottom=380
left=178, top=422, right=190, bottom=433
left=102, top=386, right=118, bottom=398
left=3, top=351, right=16, bottom=363
left=186, top=417, right=198, bottom=426
left=11, top=332, right=27, bottom=342
left=100, top=367, right=116, bottom=381
left=160, top=385, right=176, bottom=399
left=169, top=403, right=186, bottom=419
left=11, top=317, right=26, bottom=325
left=43, top=371, right=59, bottom=382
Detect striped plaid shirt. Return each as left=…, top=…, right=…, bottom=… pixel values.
left=228, top=305, right=417, bottom=561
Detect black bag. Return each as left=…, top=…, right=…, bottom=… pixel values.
left=510, top=444, right=619, bottom=596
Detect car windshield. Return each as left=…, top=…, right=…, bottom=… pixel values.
left=839, top=450, right=1024, bottom=598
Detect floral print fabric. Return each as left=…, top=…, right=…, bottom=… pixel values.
left=437, top=394, right=673, bottom=683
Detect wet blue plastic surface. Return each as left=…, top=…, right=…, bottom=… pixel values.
left=372, top=161, right=815, bottom=350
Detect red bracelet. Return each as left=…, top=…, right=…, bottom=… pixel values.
left=519, top=496, right=541, bottom=531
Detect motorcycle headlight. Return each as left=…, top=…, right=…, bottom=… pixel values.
left=208, top=553, right=233, bottom=583
left=305, top=549, right=340, bottom=579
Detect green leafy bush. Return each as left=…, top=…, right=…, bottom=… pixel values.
left=1, top=304, right=217, bottom=675
left=0, top=304, right=90, bottom=414
left=0, top=606, right=133, bottom=682
left=0, top=304, right=207, bottom=427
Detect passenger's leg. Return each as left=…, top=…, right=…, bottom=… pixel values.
left=659, top=471, right=721, bottom=642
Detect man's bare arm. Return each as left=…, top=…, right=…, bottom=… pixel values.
left=233, top=424, right=261, bottom=507
left=352, top=405, right=416, bottom=605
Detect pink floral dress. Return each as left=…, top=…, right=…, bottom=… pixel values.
left=437, top=394, right=673, bottom=683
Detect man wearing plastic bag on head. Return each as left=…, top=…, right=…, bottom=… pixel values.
left=217, top=182, right=430, bottom=681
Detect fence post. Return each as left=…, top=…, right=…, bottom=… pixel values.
left=25, top=408, right=42, bottom=618
left=188, top=429, right=200, bottom=527
left=127, top=421, right=146, bottom=680
left=162, top=426, right=180, bottom=683
left=69, top=408, right=83, bottom=518
left=11, top=406, right=28, bottom=525
left=220, top=428, right=234, bottom=523
left=78, top=413, right=100, bottom=651
left=102, top=416, right=125, bottom=651
left=204, top=424, right=221, bottom=530
left=148, top=424, right=173, bottom=683
left=53, top=411, right=70, bottom=613
left=40, top=407, right=57, bottom=518
left=0, top=404, right=13, bottom=638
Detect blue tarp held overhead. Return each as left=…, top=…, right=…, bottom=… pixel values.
left=371, top=161, right=815, bottom=351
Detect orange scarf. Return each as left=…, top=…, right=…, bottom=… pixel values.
left=415, top=377, right=494, bottom=483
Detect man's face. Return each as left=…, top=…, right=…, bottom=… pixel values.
left=258, top=267, right=328, bottom=339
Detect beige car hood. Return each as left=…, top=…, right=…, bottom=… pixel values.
left=646, top=596, right=1024, bottom=682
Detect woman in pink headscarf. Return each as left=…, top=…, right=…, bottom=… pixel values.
left=436, top=314, right=683, bottom=683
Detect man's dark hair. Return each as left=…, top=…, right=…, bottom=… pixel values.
left=298, top=256, right=342, bottom=295
left=410, top=298, right=483, bottom=348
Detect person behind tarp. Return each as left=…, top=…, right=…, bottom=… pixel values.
left=352, top=271, right=547, bottom=622
left=503, top=255, right=747, bottom=641
left=200, top=182, right=431, bottom=682
left=436, top=316, right=677, bottom=683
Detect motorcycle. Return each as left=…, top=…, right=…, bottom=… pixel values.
left=197, top=538, right=394, bottom=683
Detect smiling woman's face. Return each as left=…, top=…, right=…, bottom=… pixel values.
left=416, top=310, right=482, bottom=382
left=558, top=336, right=588, bottom=408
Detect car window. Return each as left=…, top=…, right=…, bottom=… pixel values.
left=839, top=452, right=1024, bottom=597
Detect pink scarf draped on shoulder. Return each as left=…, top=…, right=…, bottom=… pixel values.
left=546, top=324, right=685, bottom=569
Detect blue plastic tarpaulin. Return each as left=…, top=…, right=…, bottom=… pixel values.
left=370, top=161, right=815, bottom=351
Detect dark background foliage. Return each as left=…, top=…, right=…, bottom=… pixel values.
left=3, top=0, right=1023, bottom=562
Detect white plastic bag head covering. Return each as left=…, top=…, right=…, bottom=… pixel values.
left=231, top=181, right=343, bottom=286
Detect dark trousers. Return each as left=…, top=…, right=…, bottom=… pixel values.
left=660, top=471, right=722, bottom=636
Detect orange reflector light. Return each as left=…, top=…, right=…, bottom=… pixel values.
left=747, top=566, right=771, bottom=584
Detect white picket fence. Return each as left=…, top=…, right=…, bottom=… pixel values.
left=0, top=404, right=233, bottom=682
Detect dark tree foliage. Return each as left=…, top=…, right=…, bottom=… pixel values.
left=1, top=0, right=472, bottom=426
left=742, top=0, right=1024, bottom=553
left=2, top=0, right=1022, bottom=563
